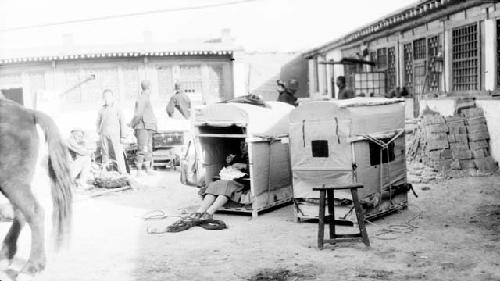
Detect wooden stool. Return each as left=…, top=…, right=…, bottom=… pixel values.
left=313, top=184, right=370, bottom=249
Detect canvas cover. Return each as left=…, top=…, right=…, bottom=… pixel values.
left=195, top=101, right=293, bottom=211
left=289, top=98, right=405, bottom=199
left=195, top=101, right=294, bottom=137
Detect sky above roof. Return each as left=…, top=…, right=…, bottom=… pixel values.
left=0, top=0, right=416, bottom=53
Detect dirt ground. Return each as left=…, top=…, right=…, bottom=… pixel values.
left=0, top=171, right=499, bottom=281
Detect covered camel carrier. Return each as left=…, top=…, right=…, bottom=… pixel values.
left=289, top=98, right=412, bottom=221
left=194, top=101, right=294, bottom=217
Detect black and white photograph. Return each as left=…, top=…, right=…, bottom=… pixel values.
left=0, top=0, right=499, bottom=280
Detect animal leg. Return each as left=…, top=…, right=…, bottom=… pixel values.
left=0, top=209, right=26, bottom=268
left=4, top=185, right=46, bottom=275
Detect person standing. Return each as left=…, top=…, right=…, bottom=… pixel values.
left=96, top=89, right=127, bottom=174
left=166, top=83, right=191, bottom=119
left=276, top=79, right=298, bottom=106
left=67, top=129, right=92, bottom=188
left=129, top=80, right=157, bottom=176
left=337, top=76, right=355, bottom=100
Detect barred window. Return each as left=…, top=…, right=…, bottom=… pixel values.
left=427, top=36, right=442, bottom=92
left=413, top=38, right=427, bottom=60
left=344, top=64, right=357, bottom=91
left=403, top=43, right=413, bottom=92
left=386, top=47, right=397, bottom=92
left=179, top=65, right=202, bottom=94
left=376, top=48, right=388, bottom=70
left=354, top=72, right=385, bottom=97
left=452, top=23, right=479, bottom=91
left=157, top=66, right=174, bottom=100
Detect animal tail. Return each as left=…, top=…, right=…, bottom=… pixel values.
left=33, top=110, right=73, bottom=250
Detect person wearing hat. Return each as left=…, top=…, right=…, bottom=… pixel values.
left=66, top=128, right=92, bottom=188
left=166, top=83, right=191, bottom=119
left=277, top=79, right=298, bottom=106
left=129, top=80, right=157, bottom=176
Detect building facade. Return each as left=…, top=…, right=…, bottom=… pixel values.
left=305, top=0, right=499, bottom=99
left=0, top=50, right=234, bottom=111
left=304, top=0, right=500, bottom=162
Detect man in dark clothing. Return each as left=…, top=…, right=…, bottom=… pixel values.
left=337, top=76, right=355, bottom=100
left=277, top=79, right=298, bottom=106
left=129, top=80, right=157, bottom=176
left=166, top=83, right=191, bottom=119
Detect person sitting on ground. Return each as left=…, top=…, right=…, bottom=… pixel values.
left=193, top=142, right=249, bottom=221
left=66, top=129, right=92, bottom=189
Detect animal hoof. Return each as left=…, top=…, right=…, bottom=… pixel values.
left=0, top=259, right=11, bottom=270
left=16, top=272, right=35, bottom=281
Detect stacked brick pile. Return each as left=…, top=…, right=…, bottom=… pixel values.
left=408, top=106, right=498, bottom=174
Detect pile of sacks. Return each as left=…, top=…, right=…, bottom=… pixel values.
left=408, top=104, right=498, bottom=174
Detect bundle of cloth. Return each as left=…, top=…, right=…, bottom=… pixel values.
left=94, top=170, right=130, bottom=189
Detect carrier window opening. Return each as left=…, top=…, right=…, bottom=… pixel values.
left=311, top=140, right=329, bottom=158
left=369, top=139, right=395, bottom=166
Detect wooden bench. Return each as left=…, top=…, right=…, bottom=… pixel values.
left=313, top=184, right=370, bottom=249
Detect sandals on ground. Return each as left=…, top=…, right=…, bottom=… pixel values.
left=199, top=219, right=228, bottom=230
left=198, top=212, right=213, bottom=221
left=166, top=219, right=196, bottom=233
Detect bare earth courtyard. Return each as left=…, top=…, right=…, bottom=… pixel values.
left=0, top=171, right=499, bottom=281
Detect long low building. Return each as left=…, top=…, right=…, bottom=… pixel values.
left=303, top=0, right=500, bottom=163
left=0, top=43, right=235, bottom=111
left=0, top=34, right=238, bottom=135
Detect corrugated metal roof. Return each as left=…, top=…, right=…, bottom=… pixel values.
left=303, top=0, right=492, bottom=58
left=0, top=41, right=238, bottom=65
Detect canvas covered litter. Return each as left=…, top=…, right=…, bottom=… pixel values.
left=289, top=98, right=408, bottom=219
left=193, top=101, right=295, bottom=216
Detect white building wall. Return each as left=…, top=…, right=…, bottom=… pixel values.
left=484, top=19, right=497, bottom=91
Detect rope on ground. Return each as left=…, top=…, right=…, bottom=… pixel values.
left=142, top=209, right=182, bottom=221
left=142, top=209, right=187, bottom=234
left=366, top=203, right=424, bottom=240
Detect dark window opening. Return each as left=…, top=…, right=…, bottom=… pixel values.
left=369, top=139, right=395, bottom=166
left=376, top=48, right=388, bottom=70
left=386, top=47, right=397, bottom=93
left=312, top=140, right=329, bottom=158
left=198, top=125, right=246, bottom=135
left=427, top=35, right=442, bottom=92
left=403, top=43, right=414, bottom=94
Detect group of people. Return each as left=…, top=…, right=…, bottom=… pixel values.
left=275, top=75, right=356, bottom=106
left=68, top=80, right=192, bottom=188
